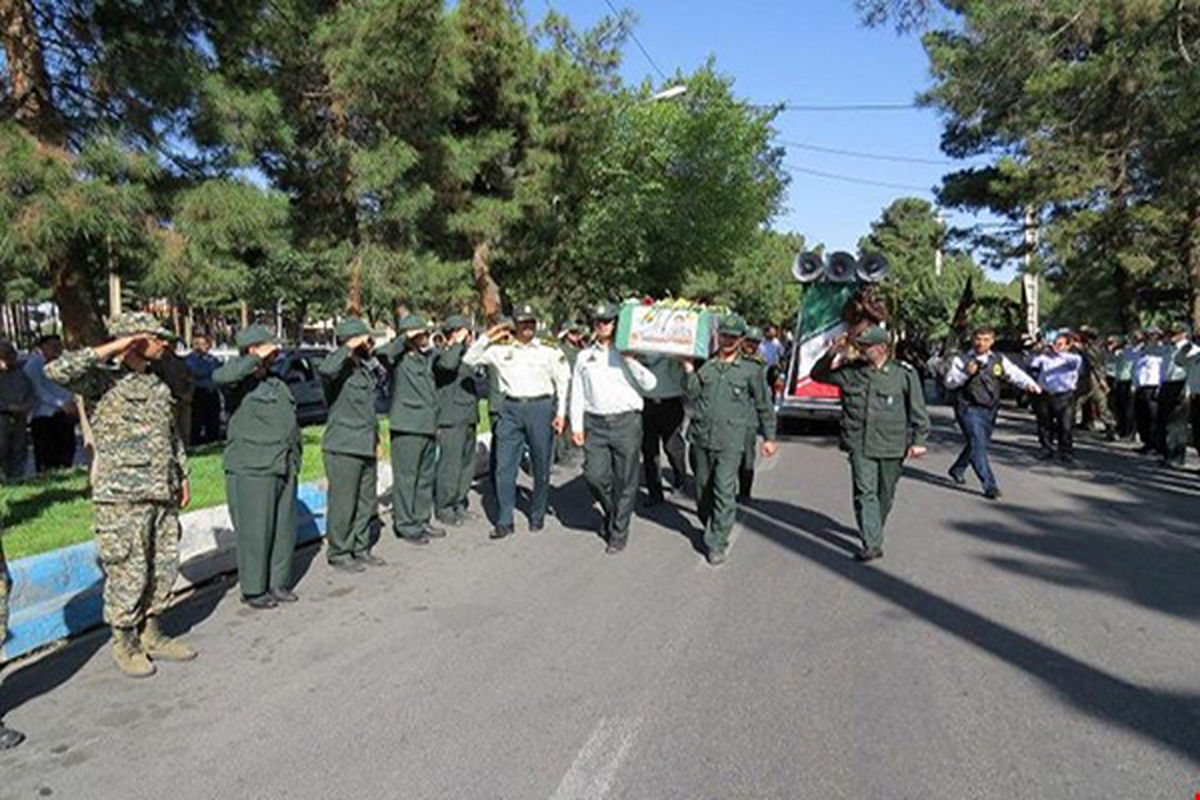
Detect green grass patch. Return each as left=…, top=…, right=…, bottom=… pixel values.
left=0, top=426, right=329, bottom=561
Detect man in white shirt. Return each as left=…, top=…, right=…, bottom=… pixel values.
left=1131, top=327, right=1164, bottom=453
left=1175, top=330, right=1200, bottom=460
left=1028, top=333, right=1084, bottom=463
left=464, top=304, right=570, bottom=539
left=570, top=302, right=657, bottom=554
left=23, top=335, right=78, bottom=471
left=1157, top=322, right=1191, bottom=467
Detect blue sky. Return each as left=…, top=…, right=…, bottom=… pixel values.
left=545, top=0, right=1001, bottom=267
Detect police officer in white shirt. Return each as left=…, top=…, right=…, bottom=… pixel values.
left=464, top=304, right=570, bottom=539
left=570, top=302, right=657, bottom=554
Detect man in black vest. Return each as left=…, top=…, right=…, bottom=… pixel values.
left=943, top=327, right=1041, bottom=499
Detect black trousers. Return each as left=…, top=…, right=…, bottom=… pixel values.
left=191, top=388, right=222, bottom=445
left=1133, top=386, right=1158, bottom=448
left=1038, top=391, right=1076, bottom=456
left=1111, top=380, right=1134, bottom=438
left=641, top=397, right=687, bottom=500
left=1190, top=396, right=1200, bottom=457
left=1156, top=380, right=1188, bottom=464
left=31, top=412, right=76, bottom=471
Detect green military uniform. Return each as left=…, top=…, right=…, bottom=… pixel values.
left=47, top=312, right=196, bottom=675
left=685, top=316, right=776, bottom=564
left=319, top=319, right=381, bottom=568
left=811, top=326, right=930, bottom=560
left=1158, top=325, right=1192, bottom=467
left=738, top=327, right=770, bottom=502
left=1077, top=332, right=1114, bottom=434
left=379, top=315, right=441, bottom=541
left=214, top=326, right=302, bottom=604
left=434, top=316, right=480, bottom=525
left=0, top=531, right=24, bottom=748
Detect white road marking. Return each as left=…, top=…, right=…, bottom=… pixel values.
left=550, top=717, right=642, bottom=800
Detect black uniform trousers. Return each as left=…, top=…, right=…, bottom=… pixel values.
left=1156, top=380, right=1188, bottom=465
left=583, top=411, right=642, bottom=545
left=1111, top=379, right=1134, bottom=438
left=1038, top=391, right=1076, bottom=456
left=1190, top=395, right=1200, bottom=457
left=641, top=397, right=686, bottom=500
left=1133, top=386, right=1158, bottom=448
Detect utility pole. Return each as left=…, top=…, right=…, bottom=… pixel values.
left=1022, top=205, right=1040, bottom=339
left=934, top=209, right=945, bottom=278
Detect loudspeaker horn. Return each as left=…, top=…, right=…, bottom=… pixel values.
left=792, top=252, right=826, bottom=283
left=856, top=253, right=889, bottom=283
left=826, top=251, right=858, bottom=283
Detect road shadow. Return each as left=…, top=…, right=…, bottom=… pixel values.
left=548, top=473, right=604, bottom=540
left=736, top=500, right=1200, bottom=766
left=741, top=497, right=860, bottom=556
left=637, top=494, right=706, bottom=555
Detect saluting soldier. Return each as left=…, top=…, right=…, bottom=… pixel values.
left=378, top=315, right=444, bottom=543
left=483, top=316, right=514, bottom=495
left=811, top=325, right=929, bottom=562
left=214, top=325, right=302, bottom=609
left=46, top=313, right=196, bottom=676
left=569, top=302, right=657, bottom=554
left=319, top=318, right=384, bottom=572
left=682, top=315, right=778, bottom=566
left=434, top=316, right=479, bottom=527
left=737, top=325, right=771, bottom=503
left=464, top=304, right=570, bottom=539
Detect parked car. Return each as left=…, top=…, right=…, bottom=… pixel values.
left=270, top=348, right=331, bottom=426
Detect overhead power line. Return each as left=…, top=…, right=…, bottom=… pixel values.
left=779, top=139, right=959, bottom=166
left=784, top=164, right=933, bottom=192
left=764, top=102, right=921, bottom=112
left=603, top=0, right=669, bottom=81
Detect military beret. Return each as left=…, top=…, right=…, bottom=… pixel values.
left=235, top=324, right=277, bottom=350
left=745, top=325, right=764, bottom=342
left=442, top=314, right=470, bottom=333
left=396, top=314, right=430, bottom=335
left=513, top=304, right=538, bottom=323
left=109, top=311, right=174, bottom=341
left=335, top=318, right=370, bottom=342
left=854, top=325, right=890, bottom=347
left=590, top=301, right=619, bottom=322
left=718, top=315, right=747, bottom=336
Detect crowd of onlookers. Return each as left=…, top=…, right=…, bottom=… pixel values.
left=0, top=332, right=230, bottom=483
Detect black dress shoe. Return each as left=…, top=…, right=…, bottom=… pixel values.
left=854, top=547, right=883, bottom=563
left=401, top=534, right=430, bottom=545
left=271, top=588, right=299, bottom=603
left=329, top=558, right=366, bottom=573
left=422, top=523, right=447, bottom=538
left=353, top=552, right=387, bottom=567
left=948, top=469, right=967, bottom=485
left=242, top=593, right=277, bottom=609
left=529, top=520, right=545, bottom=533
left=490, top=525, right=514, bottom=540
left=983, top=486, right=1002, bottom=500
left=605, top=539, right=626, bottom=555
left=0, top=723, right=25, bottom=751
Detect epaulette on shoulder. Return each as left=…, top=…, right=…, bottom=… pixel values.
left=896, top=359, right=917, bottom=372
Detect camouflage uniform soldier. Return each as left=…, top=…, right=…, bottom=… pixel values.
left=0, top=534, right=26, bottom=749
left=1076, top=328, right=1115, bottom=439
left=46, top=313, right=196, bottom=678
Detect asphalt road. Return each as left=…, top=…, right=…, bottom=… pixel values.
left=2, top=407, right=1198, bottom=799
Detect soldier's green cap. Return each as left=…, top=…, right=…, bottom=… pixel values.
left=494, top=315, right=515, bottom=329
left=745, top=325, right=764, bottom=342
left=855, top=325, right=889, bottom=347
left=108, top=311, right=174, bottom=341
left=442, top=314, right=470, bottom=333
left=513, top=304, right=538, bottom=323
left=1167, top=320, right=1190, bottom=335
left=235, top=324, right=277, bottom=350
left=590, top=301, right=619, bottom=322
left=718, top=315, right=747, bottom=336
left=335, top=318, right=370, bottom=342
left=396, top=314, right=430, bottom=335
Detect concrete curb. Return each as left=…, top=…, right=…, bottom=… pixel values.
left=2, top=432, right=492, bottom=663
